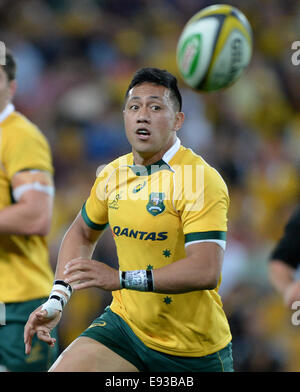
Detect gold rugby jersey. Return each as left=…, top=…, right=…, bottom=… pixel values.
left=0, top=104, right=54, bottom=302
left=83, top=138, right=232, bottom=357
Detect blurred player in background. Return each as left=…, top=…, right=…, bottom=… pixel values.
left=268, top=205, right=300, bottom=307
left=0, top=49, right=58, bottom=371
left=25, top=67, right=233, bottom=372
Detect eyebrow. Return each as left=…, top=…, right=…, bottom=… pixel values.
left=128, top=95, right=163, bottom=101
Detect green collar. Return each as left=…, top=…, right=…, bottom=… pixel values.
left=129, top=159, right=172, bottom=176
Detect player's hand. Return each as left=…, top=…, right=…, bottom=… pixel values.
left=64, top=258, right=120, bottom=291
left=24, top=306, right=61, bottom=354
left=284, top=281, right=300, bottom=308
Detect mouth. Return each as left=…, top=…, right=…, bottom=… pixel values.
left=135, top=128, right=151, bottom=140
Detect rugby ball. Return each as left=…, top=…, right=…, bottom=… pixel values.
left=176, top=4, right=253, bottom=91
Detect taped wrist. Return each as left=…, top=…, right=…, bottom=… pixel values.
left=51, top=280, right=73, bottom=299
left=119, top=270, right=154, bottom=292
left=41, top=280, right=73, bottom=317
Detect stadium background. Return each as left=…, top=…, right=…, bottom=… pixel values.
left=1, top=0, right=300, bottom=371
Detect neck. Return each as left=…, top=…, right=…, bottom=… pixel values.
left=133, top=151, right=164, bottom=167
left=0, top=100, right=10, bottom=113
left=133, top=137, right=177, bottom=166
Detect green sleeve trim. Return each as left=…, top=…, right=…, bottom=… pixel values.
left=81, top=202, right=108, bottom=231
left=185, top=231, right=227, bottom=243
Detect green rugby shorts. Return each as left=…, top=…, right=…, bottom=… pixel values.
left=0, top=298, right=59, bottom=372
left=80, top=306, right=234, bottom=372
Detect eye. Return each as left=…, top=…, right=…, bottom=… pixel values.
left=129, top=104, right=139, bottom=110
left=151, top=105, right=161, bottom=111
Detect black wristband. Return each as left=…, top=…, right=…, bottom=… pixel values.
left=146, top=269, right=154, bottom=292
left=121, top=271, right=126, bottom=288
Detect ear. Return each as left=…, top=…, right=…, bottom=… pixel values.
left=8, top=80, right=17, bottom=101
left=174, top=111, right=185, bottom=131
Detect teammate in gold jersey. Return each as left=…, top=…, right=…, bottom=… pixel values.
left=25, top=67, right=233, bottom=372
left=0, top=50, right=57, bottom=371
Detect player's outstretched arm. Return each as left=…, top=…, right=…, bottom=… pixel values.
left=24, top=212, right=104, bottom=353
left=52, top=211, right=120, bottom=297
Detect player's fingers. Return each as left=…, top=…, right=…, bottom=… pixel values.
left=36, top=310, right=49, bottom=320
left=25, top=340, right=32, bottom=355
left=72, top=279, right=94, bottom=290
left=24, top=328, right=35, bottom=354
left=64, top=271, right=92, bottom=285
left=36, top=328, right=56, bottom=346
left=46, top=337, right=57, bottom=347
left=24, top=318, right=35, bottom=342
left=64, top=258, right=89, bottom=272
left=24, top=328, right=31, bottom=346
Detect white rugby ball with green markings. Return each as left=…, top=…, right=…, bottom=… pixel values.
left=176, top=4, right=253, bottom=92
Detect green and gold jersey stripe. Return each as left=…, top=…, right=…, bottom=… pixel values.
left=185, top=231, right=226, bottom=243
left=129, top=159, right=172, bottom=176
left=81, top=202, right=108, bottom=231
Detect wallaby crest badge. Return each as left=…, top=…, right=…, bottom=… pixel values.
left=146, top=192, right=165, bottom=216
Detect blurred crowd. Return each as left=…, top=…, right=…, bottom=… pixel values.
left=1, top=0, right=300, bottom=371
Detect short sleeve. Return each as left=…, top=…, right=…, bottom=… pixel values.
left=2, top=125, right=53, bottom=179
left=174, top=165, right=229, bottom=247
left=81, top=165, right=112, bottom=230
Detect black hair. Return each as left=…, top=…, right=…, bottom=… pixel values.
left=125, top=67, right=182, bottom=111
left=1, top=49, right=16, bottom=81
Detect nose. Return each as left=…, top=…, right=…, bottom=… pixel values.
left=137, top=106, right=150, bottom=123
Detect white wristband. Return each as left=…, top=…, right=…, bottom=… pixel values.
left=51, top=284, right=72, bottom=300
left=41, top=297, right=62, bottom=318
left=52, top=279, right=73, bottom=299
left=119, top=270, right=154, bottom=292
left=41, top=280, right=73, bottom=318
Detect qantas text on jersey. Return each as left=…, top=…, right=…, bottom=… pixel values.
left=112, top=226, right=168, bottom=241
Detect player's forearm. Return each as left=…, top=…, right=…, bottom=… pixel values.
left=119, top=243, right=223, bottom=294
left=37, top=216, right=100, bottom=319
left=54, top=215, right=99, bottom=280
left=152, top=255, right=220, bottom=294
left=0, top=201, right=50, bottom=236
left=268, top=259, right=295, bottom=295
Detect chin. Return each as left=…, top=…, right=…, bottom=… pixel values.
left=133, top=141, right=154, bottom=154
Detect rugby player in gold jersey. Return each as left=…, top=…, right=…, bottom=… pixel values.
left=0, top=49, right=57, bottom=371
left=25, top=67, right=233, bottom=372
